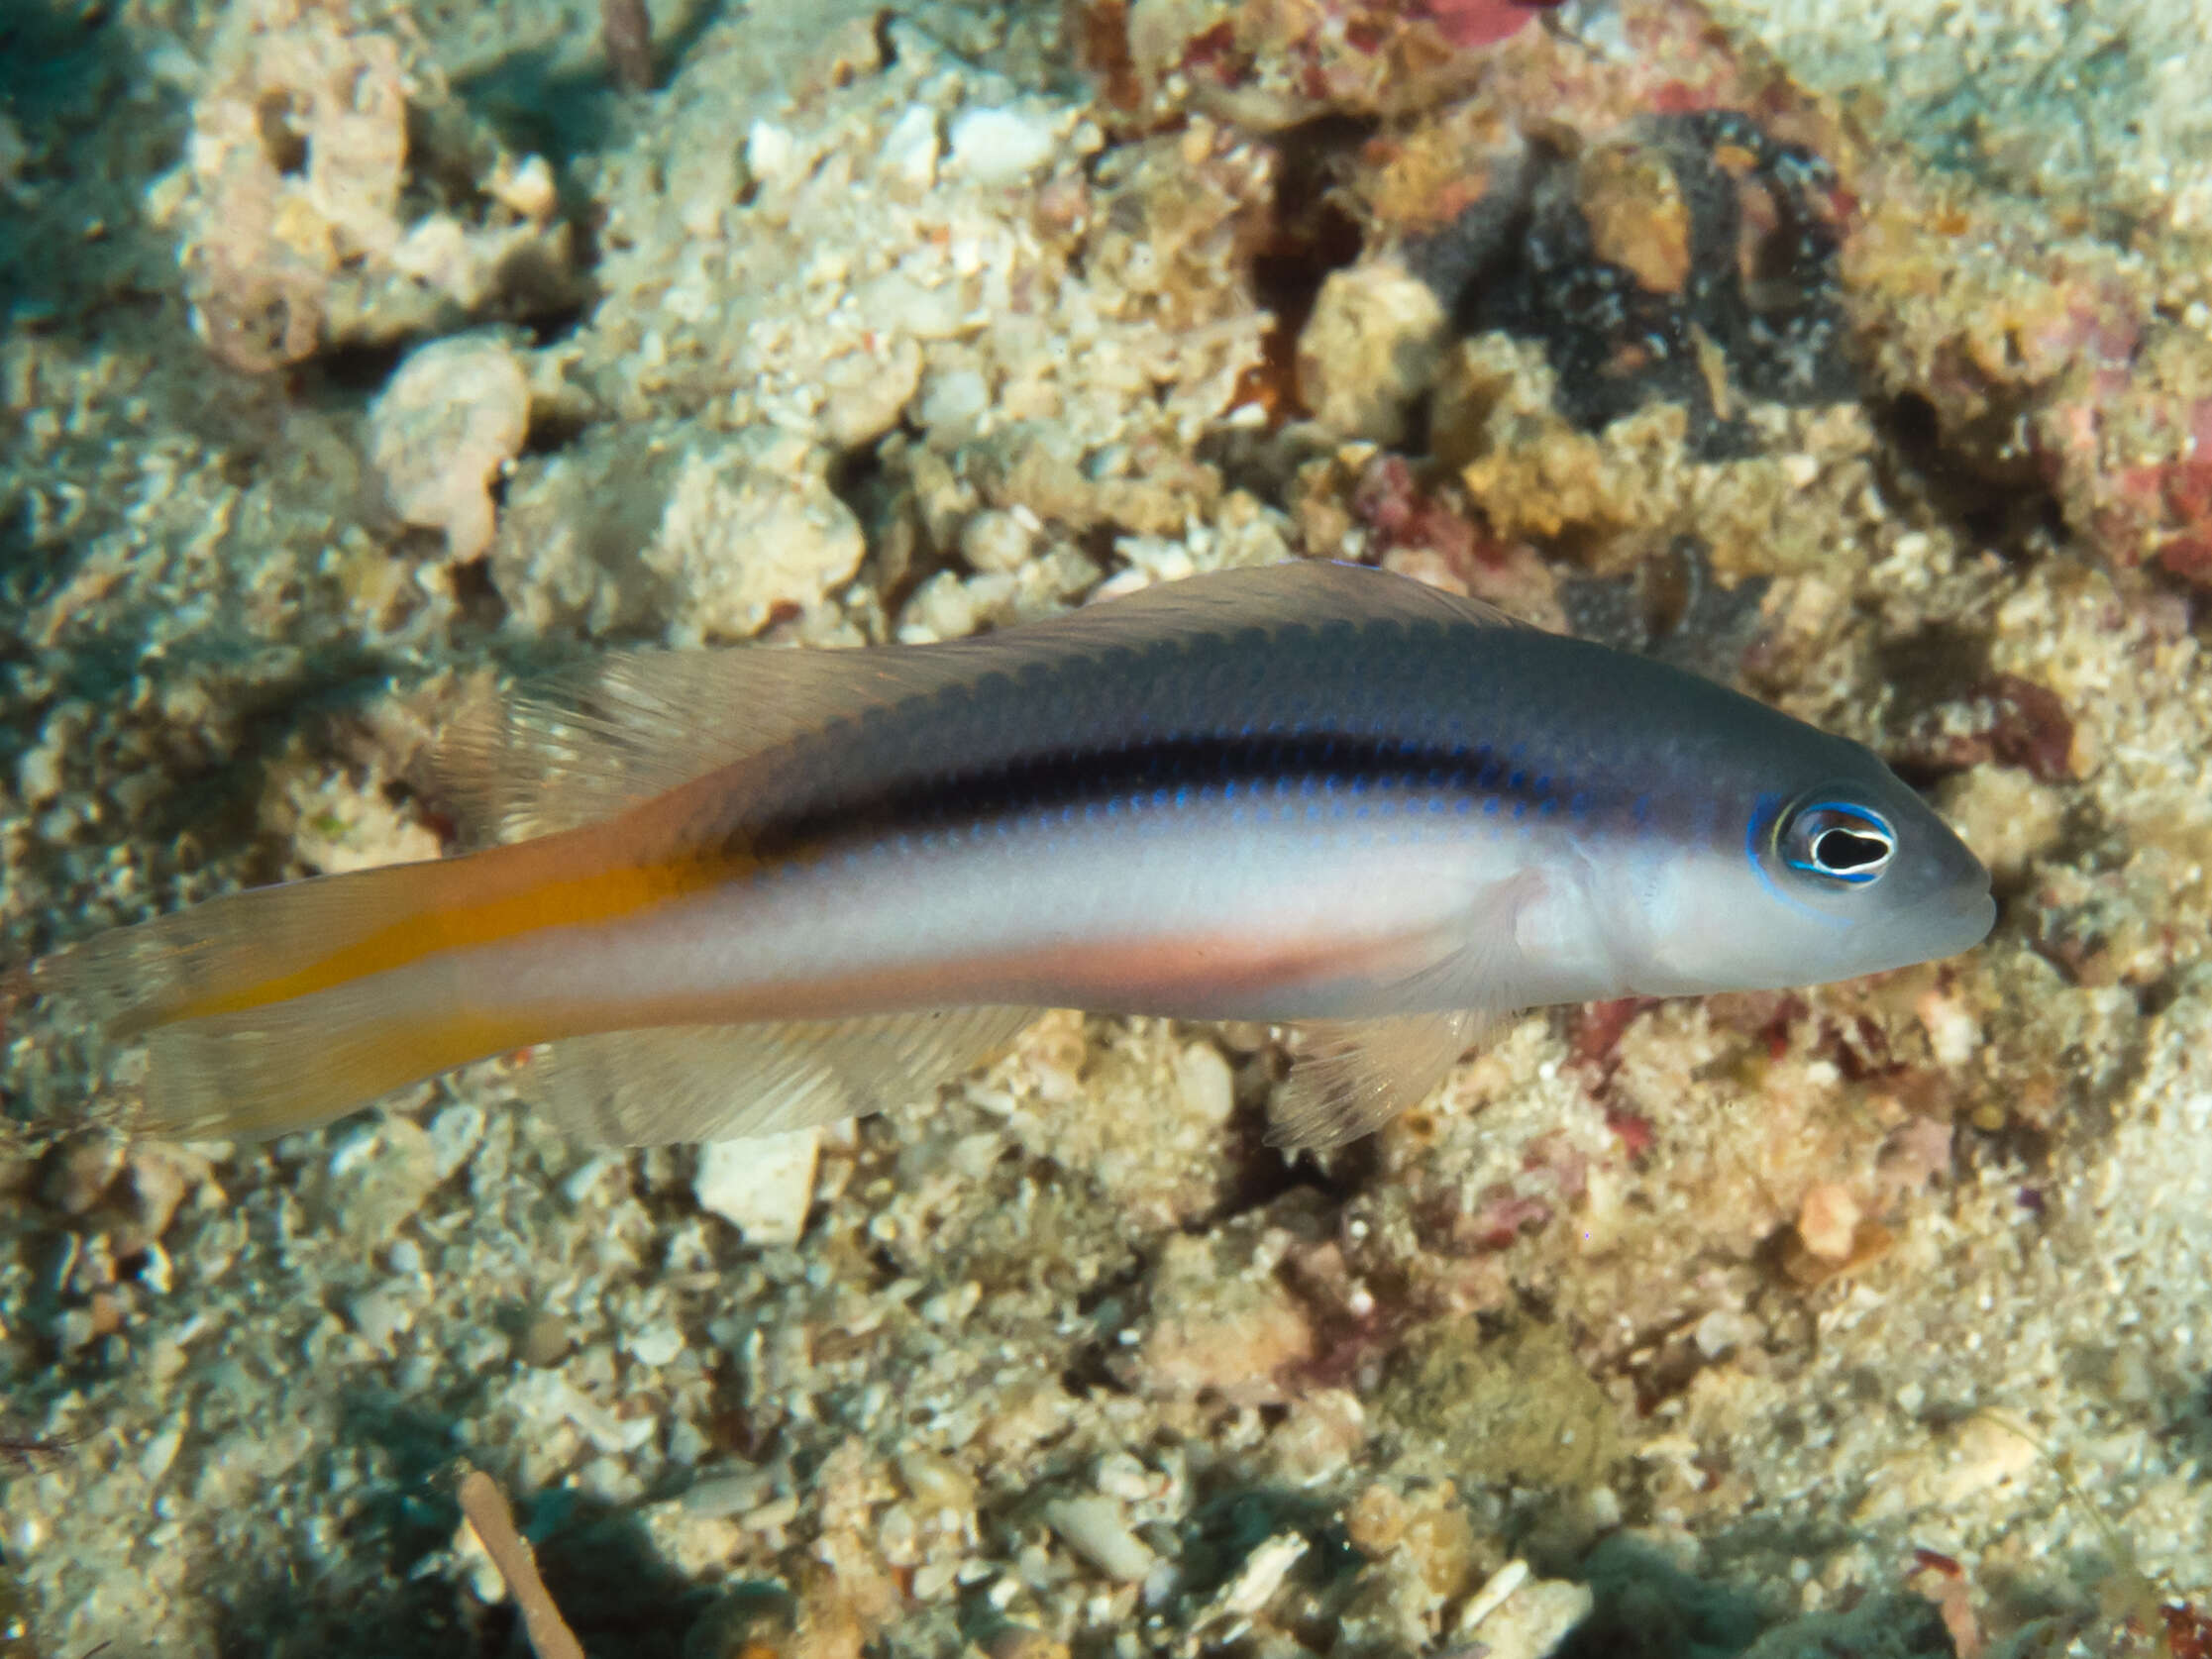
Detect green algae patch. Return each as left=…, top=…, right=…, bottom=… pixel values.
left=1377, top=1316, right=1622, bottom=1492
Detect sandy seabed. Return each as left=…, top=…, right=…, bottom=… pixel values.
left=3, top=0, right=2212, bottom=1654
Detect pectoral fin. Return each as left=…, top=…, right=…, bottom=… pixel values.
left=1267, top=1008, right=1497, bottom=1150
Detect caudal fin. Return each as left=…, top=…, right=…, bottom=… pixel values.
left=23, top=858, right=536, bottom=1141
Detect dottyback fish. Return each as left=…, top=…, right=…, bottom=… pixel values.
left=12, top=561, right=1995, bottom=1149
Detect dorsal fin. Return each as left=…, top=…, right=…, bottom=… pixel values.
left=437, top=562, right=1523, bottom=842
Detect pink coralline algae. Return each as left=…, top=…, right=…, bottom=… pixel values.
left=1413, top=0, right=1562, bottom=51
left=2133, top=400, right=2212, bottom=588
left=1351, top=453, right=1486, bottom=570
left=1893, top=674, right=2080, bottom=785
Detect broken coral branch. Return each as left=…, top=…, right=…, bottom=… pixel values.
left=601, top=0, right=654, bottom=90
left=458, top=1466, right=586, bottom=1659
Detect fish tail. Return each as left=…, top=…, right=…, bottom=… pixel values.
left=25, top=855, right=540, bottom=1141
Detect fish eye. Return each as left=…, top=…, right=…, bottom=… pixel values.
left=1780, top=801, right=1896, bottom=884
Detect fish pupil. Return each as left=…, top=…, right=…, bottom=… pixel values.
left=1813, top=826, right=1888, bottom=872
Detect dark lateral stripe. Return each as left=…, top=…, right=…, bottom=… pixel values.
left=750, top=731, right=1575, bottom=857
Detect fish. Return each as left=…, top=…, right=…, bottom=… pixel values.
left=7, top=560, right=1995, bottom=1151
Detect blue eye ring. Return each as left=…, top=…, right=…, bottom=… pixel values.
left=1780, top=800, right=1896, bottom=884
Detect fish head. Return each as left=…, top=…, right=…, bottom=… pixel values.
left=1621, top=757, right=1995, bottom=996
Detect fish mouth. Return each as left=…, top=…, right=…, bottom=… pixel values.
left=1919, top=816, right=1997, bottom=956
left=1858, top=881, right=1994, bottom=973
left=1925, top=885, right=1997, bottom=958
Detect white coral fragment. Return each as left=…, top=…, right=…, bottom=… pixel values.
left=643, top=431, right=867, bottom=643
left=175, top=0, right=570, bottom=370
left=946, top=106, right=1058, bottom=185
left=694, top=1130, right=821, bottom=1247
left=1043, top=1493, right=1155, bottom=1583
left=1298, top=260, right=1450, bottom=445
left=178, top=0, right=407, bottom=369
left=878, top=104, right=941, bottom=192
left=368, top=334, right=532, bottom=561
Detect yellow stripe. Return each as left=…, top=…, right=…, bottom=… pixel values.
left=168, top=850, right=742, bottom=1024
left=341, top=1008, right=553, bottom=1093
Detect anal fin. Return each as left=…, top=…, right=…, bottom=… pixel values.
left=1267, top=1009, right=1498, bottom=1150
left=531, top=1005, right=1040, bottom=1146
